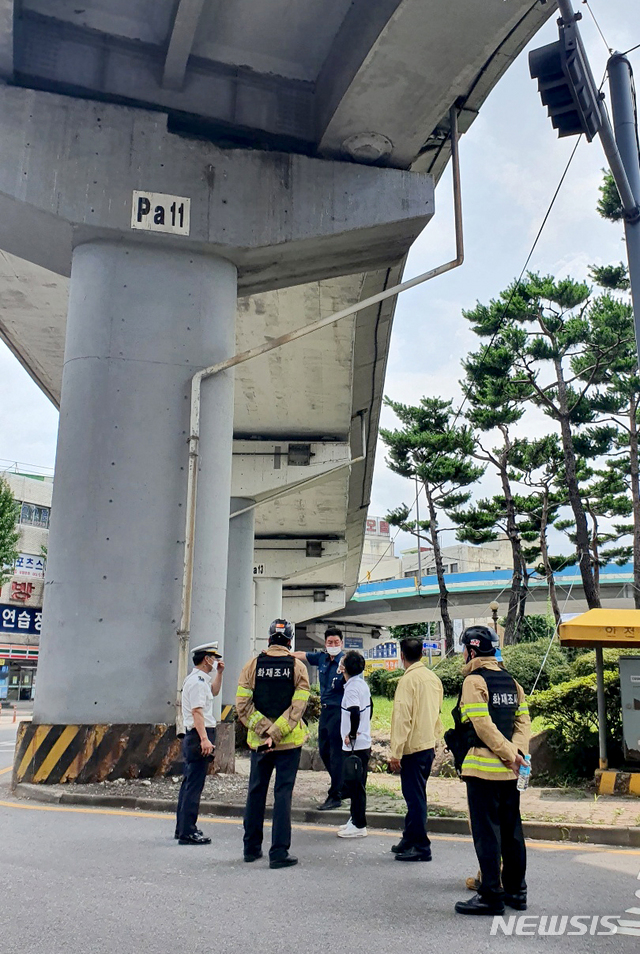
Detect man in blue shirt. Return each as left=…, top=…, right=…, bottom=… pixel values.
left=293, top=626, right=345, bottom=809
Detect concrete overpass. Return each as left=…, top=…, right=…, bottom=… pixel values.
left=325, top=564, right=638, bottom=629
left=0, top=1, right=556, bottom=775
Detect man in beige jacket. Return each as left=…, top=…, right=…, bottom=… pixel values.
left=389, top=637, right=443, bottom=862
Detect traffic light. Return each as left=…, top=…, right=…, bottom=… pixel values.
left=529, top=18, right=602, bottom=141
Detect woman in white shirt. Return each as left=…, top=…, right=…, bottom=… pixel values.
left=337, top=651, right=372, bottom=839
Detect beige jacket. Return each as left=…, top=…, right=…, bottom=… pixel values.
left=460, top=657, right=531, bottom=781
left=236, top=646, right=310, bottom=750
left=390, top=661, right=444, bottom=760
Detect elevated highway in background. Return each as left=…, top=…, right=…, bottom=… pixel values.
left=326, top=563, right=638, bottom=629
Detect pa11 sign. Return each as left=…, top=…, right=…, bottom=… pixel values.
left=131, top=191, right=191, bottom=236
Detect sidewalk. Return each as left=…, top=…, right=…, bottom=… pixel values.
left=12, top=755, right=640, bottom=846
left=0, top=701, right=32, bottom=725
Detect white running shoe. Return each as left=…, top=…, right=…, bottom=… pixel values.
left=337, top=820, right=367, bottom=838
left=337, top=818, right=353, bottom=833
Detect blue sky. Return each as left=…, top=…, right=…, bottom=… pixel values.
left=1, top=0, right=640, bottom=563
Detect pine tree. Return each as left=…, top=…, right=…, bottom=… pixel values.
left=508, top=435, right=570, bottom=628
left=381, top=397, right=484, bottom=653
left=455, top=340, right=532, bottom=644
left=464, top=274, right=631, bottom=609
left=0, top=477, right=19, bottom=588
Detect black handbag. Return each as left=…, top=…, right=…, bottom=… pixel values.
left=444, top=688, right=482, bottom=776
left=342, top=741, right=363, bottom=784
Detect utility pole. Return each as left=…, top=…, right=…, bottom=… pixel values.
left=415, top=474, right=423, bottom=591
left=529, top=0, right=640, bottom=769
left=531, top=0, right=640, bottom=360
left=608, top=53, right=640, bottom=356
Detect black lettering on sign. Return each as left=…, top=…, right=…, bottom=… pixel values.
left=137, top=197, right=151, bottom=222
left=131, top=191, right=190, bottom=235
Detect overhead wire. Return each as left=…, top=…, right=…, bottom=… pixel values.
left=581, top=1, right=612, bottom=55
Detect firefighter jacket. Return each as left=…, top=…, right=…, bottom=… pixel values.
left=236, top=645, right=310, bottom=751
left=460, top=657, right=531, bottom=781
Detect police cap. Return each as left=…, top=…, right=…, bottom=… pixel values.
left=191, top=641, right=222, bottom=662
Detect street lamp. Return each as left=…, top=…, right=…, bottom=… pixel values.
left=489, top=601, right=499, bottom=630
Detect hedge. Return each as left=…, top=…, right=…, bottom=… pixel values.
left=571, top=647, right=640, bottom=678
left=528, top=670, right=623, bottom=779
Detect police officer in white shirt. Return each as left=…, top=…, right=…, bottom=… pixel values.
left=175, top=642, right=224, bottom=845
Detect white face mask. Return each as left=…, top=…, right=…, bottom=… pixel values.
left=326, top=645, right=342, bottom=656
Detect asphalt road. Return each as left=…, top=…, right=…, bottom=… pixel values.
left=1, top=789, right=639, bottom=954
left=0, top=722, right=18, bottom=773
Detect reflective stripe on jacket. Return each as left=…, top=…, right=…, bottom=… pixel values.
left=460, top=657, right=531, bottom=781
left=236, top=646, right=310, bottom=750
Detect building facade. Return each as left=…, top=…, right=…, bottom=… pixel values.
left=0, top=469, right=52, bottom=701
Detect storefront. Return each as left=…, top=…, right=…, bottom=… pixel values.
left=0, top=644, right=39, bottom=701
left=0, top=601, right=41, bottom=702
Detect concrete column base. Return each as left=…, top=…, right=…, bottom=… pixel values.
left=595, top=768, right=640, bottom=796
left=12, top=721, right=235, bottom=785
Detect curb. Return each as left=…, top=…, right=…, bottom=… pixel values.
left=13, top=784, right=640, bottom=847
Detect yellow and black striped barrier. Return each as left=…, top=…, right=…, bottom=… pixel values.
left=596, top=769, right=640, bottom=797
left=220, top=704, right=236, bottom=723
left=13, top=723, right=183, bottom=785
left=13, top=721, right=236, bottom=785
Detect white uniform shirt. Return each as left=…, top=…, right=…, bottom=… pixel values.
left=341, top=674, right=372, bottom=751
left=182, top=666, right=216, bottom=730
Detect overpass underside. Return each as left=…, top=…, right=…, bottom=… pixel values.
left=0, top=0, right=555, bottom=780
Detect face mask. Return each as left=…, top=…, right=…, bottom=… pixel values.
left=326, top=645, right=341, bottom=656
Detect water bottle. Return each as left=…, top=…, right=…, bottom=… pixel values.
left=517, top=755, right=531, bottom=792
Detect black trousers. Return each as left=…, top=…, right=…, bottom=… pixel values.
left=318, top=706, right=344, bottom=800
left=400, top=748, right=435, bottom=851
left=175, top=727, right=215, bottom=838
left=465, top=777, right=527, bottom=901
left=342, top=748, right=370, bottom=829
left=243, top=747, right=301, bottom=862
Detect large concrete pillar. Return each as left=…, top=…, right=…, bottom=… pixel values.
left=222, top=498, right=255, bottom=709
left=254, top=578, right=283, bottom=656
left=34, top=240, right=236, bottom=725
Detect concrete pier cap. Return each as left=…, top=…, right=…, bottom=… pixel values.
left=0, top=86, right=434, bottom=292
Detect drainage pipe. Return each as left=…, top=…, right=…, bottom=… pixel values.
left=175, top=105, right=465, bottom=728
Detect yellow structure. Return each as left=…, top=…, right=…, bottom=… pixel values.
left=560, top=609, right=640, bottom=787
left=559, top=609, right=640, bottom=647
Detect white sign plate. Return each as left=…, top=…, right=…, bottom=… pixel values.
left=131, top=191, right=191, bottom=236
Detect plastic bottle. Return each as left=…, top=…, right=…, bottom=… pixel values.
left=517, top=755, right=531, bottom=792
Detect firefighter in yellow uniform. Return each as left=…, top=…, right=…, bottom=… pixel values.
left=454, top=626, right=531, bottom=916
left=236, top=619, right=310, bottom=869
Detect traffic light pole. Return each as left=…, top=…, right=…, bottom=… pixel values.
left=608, top=53, right=640, bottom=360
left=553, top=2, right=640, bottom=358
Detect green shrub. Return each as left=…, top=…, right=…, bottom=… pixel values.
left=515, top=614, right=556, bottom=643
left=502, top=639, right=572, bottom=693
left=365, top=668, right=393, bottom=695
left=384, top=670, right=405, bottom=699
left=305, top=691, right=321, bottom=722
left=430, top=654, right=465, bottom=696
left=571, top=648, right=640, bottom=678
left=528, top=670, right=623, bottom=780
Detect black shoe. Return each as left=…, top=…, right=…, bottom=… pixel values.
left=455, top=894, right=505, bottom=916
left=317, top=798, right=342, bottom=811
left=178, top=833, right=211, bottom=846
left=504, top=892, right=527, bottom=911
left=269, top=854, right=298, bottom=869
left=395, top=846, right=432, bottom=862
left=174, top=828, right=203, bottom=840
left=244, top=850, right=264, bottom=863
left=391, top=840, right=411, bottom=854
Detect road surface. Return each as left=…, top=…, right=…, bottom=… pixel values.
left=0, top=786, right=638, bottom=953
